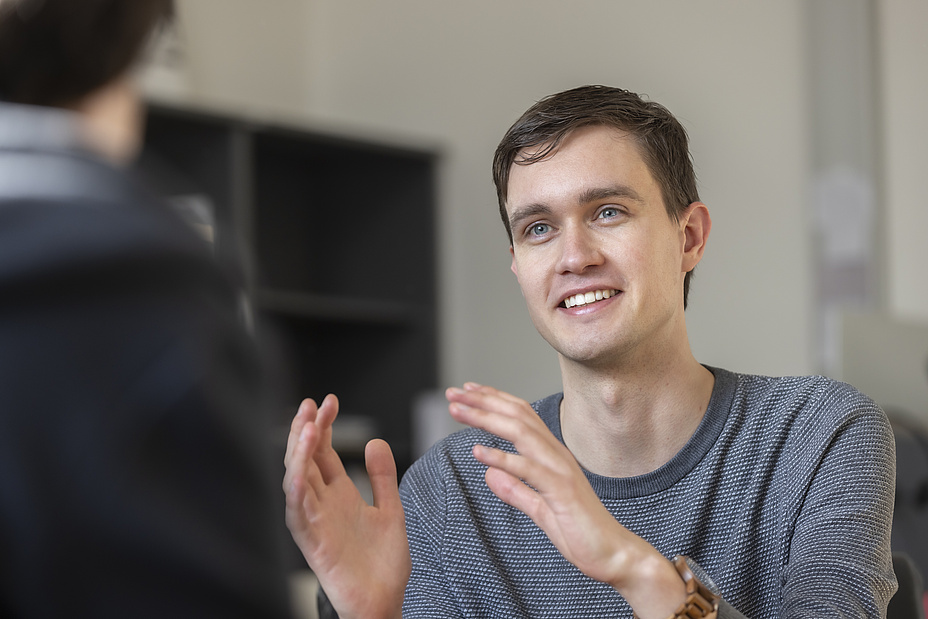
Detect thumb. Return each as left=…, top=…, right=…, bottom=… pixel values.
left=365, top=438, right=401, bottom=511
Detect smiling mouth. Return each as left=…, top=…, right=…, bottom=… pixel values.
left=561, top=289, right=619, bottom=309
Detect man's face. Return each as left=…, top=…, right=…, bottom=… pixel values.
left=506, top=125, right=698, bottom=369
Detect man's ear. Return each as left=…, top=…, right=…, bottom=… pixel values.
left=681, top=202, right=711, bottom=273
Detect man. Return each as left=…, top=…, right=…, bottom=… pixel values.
left=0, top=1, right=292, bottom=615
left=284, top=86, right=897, bottom=618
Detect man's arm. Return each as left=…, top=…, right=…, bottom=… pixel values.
left=777, top=390, right=897, bottom=617
left=283, top=395, right=409, bottom=619
left=445, top=382, right=691, bottom=619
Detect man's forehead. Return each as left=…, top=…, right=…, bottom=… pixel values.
left=514, top=124, right=636, bottom=160
left=507, top=128, right=653, bottom=201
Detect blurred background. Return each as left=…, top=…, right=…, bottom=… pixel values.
left=138, top=0, right=928, bottom=428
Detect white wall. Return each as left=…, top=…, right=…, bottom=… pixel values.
left=877, top=0, right=928, bottom=323
left=160, top=0, right=926, bottom=403
left=162, top=0, right=313, bottom=115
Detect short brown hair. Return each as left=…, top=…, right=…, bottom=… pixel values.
left=0, top=0, right=174, bottom=106
left=493, top=85, right=701, bottom=306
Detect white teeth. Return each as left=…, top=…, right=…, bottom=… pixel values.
left=563, top=289, right=616, bottom=308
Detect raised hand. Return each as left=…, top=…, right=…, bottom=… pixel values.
left=283, top=394, right=409, bottom=619
left=445, top=383, right=685, bottom=619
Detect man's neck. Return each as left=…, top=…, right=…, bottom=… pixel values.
left=558, top=351, right=714, bottom=478
left=70, top=75, right=143, bottom=166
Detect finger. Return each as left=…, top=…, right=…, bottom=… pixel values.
left=472, top=443, right=537, bottom=482
left=284, top=424, right=325, bottom=541
left=365, top=438, right=402, bottom=513
left=447, top=386, right=540, bottom=426
left=285, top=478, right=322, bottom=553
left=285, top=398, right=318, bottom=467
left=463, top=382, right=526, bottom=406
left=484, top=466, right=547, bottom=522
left=447, top=386, right=510, bottom=413
left=449, top=386, right=562, bottom=456
left=473, top=436, right=585, bottom=505
left=449, top=400, right=555, bottom=457
left=472, top=442, right=570, bottom=499
left=312, top=394, right=351, bottom=485
left=283, top=421, right=324, bottom=495
left=314, top=393, right=339, bottom=428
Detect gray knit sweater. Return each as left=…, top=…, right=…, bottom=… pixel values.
left=399, top=367, right=897, bottom=618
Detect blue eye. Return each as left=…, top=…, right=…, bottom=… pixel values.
left=529, top=223, right=550, bottom=236
left=599, top=207, right=619, bottom=219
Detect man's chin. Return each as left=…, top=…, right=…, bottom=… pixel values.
left=551, top=342, right=625, bottom=370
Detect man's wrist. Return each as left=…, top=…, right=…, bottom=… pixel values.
left=633, top=556, right=720, bottom=619
left=617, top=550, right=686, bottom=619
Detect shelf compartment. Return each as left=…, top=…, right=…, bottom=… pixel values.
left=252, top=129, right=436, bottom=305
left=255, top=288, right=421, bottom=325
left=262, top=314, right=436, bottom=469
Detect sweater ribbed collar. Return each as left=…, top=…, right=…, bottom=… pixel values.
left=533, top=366, right=736, bottom=499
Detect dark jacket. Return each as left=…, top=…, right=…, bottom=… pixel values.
left=0, top=102, right=293, bottom=617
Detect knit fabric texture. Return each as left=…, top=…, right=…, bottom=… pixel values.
left=400, top=367, right=897, bottom=618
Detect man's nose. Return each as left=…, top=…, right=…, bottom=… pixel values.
left=555, top=225, right=604, bottom=274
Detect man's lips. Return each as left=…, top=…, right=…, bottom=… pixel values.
left=559, top=288, right=620, bottom=309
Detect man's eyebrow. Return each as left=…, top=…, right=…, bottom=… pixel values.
left=508, top=203, right=552, bottom=230
left=577, top=184, right=644, bottom=205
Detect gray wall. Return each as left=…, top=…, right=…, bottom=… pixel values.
left=145, top=0, right=928, bottom=406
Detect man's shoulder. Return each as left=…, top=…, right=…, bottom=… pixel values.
left=721, top=368, right=888, bottom=442
left=730, top=370, right=877, bottom=411
left=413, top=424, right=513, bottom=468
left=0, top=181, right=224, bottom=304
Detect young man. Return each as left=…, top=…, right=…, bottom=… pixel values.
left=0, top=1, right=293, bottom=615
left=284, top=86, right=897, bottom=618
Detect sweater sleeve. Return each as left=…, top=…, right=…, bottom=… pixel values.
left=779, top=384, right=897, bottom=617
left=399, top=448, right=465, bottom=619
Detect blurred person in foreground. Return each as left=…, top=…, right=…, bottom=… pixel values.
left=0, top=1, right=293, bottom=616
left=283, top=85, right=897, bottom=618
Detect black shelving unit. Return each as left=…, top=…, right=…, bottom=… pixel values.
left=136, top=102, right=439, bottom=474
